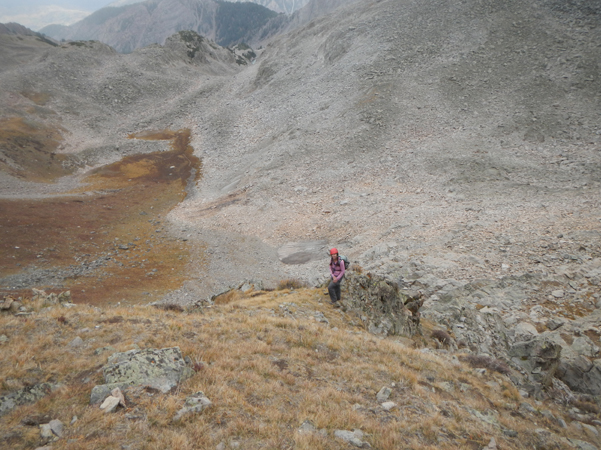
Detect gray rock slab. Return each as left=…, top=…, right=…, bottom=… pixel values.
left=567, top=439, right=599, bottom=450
left=557, top=358, right=601, bottom=396
left=277, top=240, right=328, bottom=265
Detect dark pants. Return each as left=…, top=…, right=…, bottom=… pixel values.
left=328, top=276, right=344, bottom=302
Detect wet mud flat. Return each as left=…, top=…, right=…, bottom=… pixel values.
left=0, top=129, right=202, bottom=305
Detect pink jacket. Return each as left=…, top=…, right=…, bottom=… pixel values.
left=329, top=258, right=345, bottom=280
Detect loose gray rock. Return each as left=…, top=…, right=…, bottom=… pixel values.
left=49, top=419, right=63, bottom=437
left=172, top=391, right=212, bottom=422
left=334, top=429, right=370, bottom=448
left=376, top=386, right=392, bottom=403
left=546, top=318, right=565, bottom=331
left=484, top=437, right=497, bottom=450
left=68, top=336, right=84, bottom=348
left=297, top=419, right=320, bottom=435
left=519, top=402, right=537, bottom=415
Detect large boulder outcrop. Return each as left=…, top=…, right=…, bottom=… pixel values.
left=90, top=347, right=195, bottom=404
left=509, top=334, right=562, bottom=387
left=555, top=356, right=601, bottom=396
left=342, top=272, right=420, bottom=337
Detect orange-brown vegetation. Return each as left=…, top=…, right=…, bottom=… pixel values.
left=0, top=129, right=204, bottom=306
left=0, top=117, right=70, bottom=182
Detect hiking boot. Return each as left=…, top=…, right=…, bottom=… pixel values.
left=331, top=301, right=340, bottom=308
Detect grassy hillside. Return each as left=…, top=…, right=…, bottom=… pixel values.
left=0, top=287, right=591, bottom=450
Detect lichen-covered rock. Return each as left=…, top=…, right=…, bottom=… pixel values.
left=90, top=347, right=194, bottom=404
left=509, top=334, right=562, bottom=386
left=342, top=272, right=419, bottom=337
left=0, top=383, right=55, bottom=416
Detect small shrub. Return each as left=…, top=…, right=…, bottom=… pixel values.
left=276, top=279, right=306, bottom=290
left=431, top=329, right=452, bottom=346
left=460, top=354, right=512, bottom=376
left=154, top=303, right=184, bottom=313
left=213, top=290, right=243, bottom=305
left=572, top=398, right=600, bottom=414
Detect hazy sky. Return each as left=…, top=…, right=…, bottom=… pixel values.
left=0, top=0, right=125, bottom=29
left=1, top=0, right=110, bottom=11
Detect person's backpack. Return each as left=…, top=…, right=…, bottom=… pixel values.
left=340, top=255, right=350, bottom=270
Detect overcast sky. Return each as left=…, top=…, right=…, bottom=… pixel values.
left=0, top=0, right=127, bottom=30
left=1, top=0, right=110, bottom=11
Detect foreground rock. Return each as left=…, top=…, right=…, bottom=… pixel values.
left=342, top=272, right=420, bottom=337
left=90, top=347, right=194, bottom=404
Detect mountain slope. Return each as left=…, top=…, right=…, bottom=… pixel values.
left=2, top=0, right=600, bottom=298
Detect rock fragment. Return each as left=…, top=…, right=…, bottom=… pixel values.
left=172, top=391, right=212, bottom=422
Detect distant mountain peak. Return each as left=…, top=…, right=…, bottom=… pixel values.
left=108, top=0, right=309, bottom=14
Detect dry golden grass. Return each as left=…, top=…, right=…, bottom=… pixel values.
left=0, top=288, right=591, bottom=449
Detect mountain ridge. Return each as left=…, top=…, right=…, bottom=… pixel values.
left=39, top=0, right=359, bottom=52
left=40, top=0, right=279, bottom=52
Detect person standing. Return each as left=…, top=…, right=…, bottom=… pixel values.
left=328, top=248, right=345, bottom=306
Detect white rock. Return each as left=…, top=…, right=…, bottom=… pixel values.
left=99, top=396, right=121, bottom=413
left=39, top=423, right=53, bottom=439
left=381, top=401, right=396, bottom=411
left=49, top=419, right=63, bottom=437
left=111, top=387, right=126, bottom=407
left=551, top=290, right=564, bottom=298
